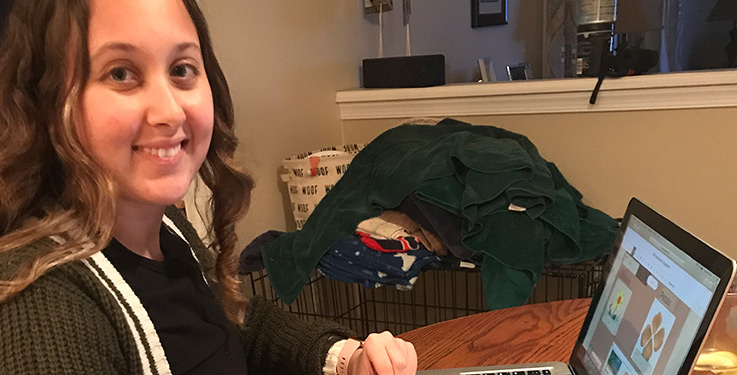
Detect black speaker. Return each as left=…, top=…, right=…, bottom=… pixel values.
left=362, top=54, right=445, bottom=88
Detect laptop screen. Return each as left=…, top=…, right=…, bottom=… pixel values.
left=571, top=214, right=721, bottom=375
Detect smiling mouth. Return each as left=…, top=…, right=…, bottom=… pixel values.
left=133, top=140, right=188, bottom=158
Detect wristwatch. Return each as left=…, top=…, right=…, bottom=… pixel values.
left=337, top=338, right=363, bottom=375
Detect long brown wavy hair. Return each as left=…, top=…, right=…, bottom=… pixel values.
left=0, top=0, right=254, bottom=324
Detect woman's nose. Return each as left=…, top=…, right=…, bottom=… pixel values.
left=144, top=76, right=186, bottom=128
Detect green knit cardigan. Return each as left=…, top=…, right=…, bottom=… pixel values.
left=0, top=207, right=354, bottom=375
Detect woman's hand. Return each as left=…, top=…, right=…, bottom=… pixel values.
left=347, top=331, right=417, bottom=375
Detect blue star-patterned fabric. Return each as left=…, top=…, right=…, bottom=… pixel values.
left=317, top=236, right=439, bottom=290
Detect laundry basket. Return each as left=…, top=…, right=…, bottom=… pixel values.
left=282, top=144, right=365, bottom=229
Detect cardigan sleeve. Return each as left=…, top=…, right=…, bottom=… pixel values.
left=239, top=295, right=357, bottom=375
left=0, top=265, right=137, bottom=375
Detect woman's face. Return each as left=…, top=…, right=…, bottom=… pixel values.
left=80, top=0, right=213, bottom=209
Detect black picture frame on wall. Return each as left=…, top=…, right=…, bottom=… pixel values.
left=471, top=0, right=508, bottom=28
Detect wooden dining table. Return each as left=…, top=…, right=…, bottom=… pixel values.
left=398, top=298, right=592, bottom=371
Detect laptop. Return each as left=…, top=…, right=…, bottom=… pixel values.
left=418, top=198, right=736, bottom=375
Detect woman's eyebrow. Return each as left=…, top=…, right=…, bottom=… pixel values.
left=90, top=42, right=137, bottom=61
left=174, top=42, right=201, bottom=54
left=89, top=42, right=201, bottom=61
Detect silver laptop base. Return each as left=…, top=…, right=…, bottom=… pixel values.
left=416, top=361, right=573, bottom=375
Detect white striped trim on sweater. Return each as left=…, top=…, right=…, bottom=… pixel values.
left=162, top=214, right=209, bottom=286
left=162, top=215, right=196, bottom=260
left=82, top=251, right=172, bottom=375
left=49, top=234, right=172, bottom=375
left=72, top=212, right=207, bottom=375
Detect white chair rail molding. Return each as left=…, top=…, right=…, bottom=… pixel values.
left=336, top=69, right=737, bottom=120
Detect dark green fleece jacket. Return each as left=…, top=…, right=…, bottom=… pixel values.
left=263, top=119, right=618, bottom=310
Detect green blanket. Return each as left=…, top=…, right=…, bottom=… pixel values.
left=262, top=119, right=618, bottom=309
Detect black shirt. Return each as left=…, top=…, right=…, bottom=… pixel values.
left=103, top=225, right=249, bottom=375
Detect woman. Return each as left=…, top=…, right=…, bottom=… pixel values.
left=0, top=0, right=417, bottom=374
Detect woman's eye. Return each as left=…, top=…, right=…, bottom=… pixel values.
left=171, top=64, right=197, bottom=78
left=109, top=67, right=132, bottom=82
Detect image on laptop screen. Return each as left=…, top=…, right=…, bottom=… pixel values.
left=571, top=214, right=721, bottom=375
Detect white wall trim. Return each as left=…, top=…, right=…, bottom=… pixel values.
left=336, top=70, right=737, bottom=120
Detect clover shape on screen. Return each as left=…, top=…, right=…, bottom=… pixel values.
left=639, top=312, right=665, bottom=361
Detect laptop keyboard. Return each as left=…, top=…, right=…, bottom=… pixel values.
left=467, top=370, right=552, bottom=375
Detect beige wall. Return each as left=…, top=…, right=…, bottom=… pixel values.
left=198, top=1, right=376, bottom=244
left=342, top=108, right=737, bottom=260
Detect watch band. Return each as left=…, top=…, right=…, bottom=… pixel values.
left=336, top=338, right=363, bottom=375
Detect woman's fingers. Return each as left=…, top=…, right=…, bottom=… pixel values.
left=360, top=331, right=417, bottom=375
left=404, top=341, right=418, bottom=374
left=363, top=332, right=393, bottom=374
left=382, top=337, right=408, bottom=373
